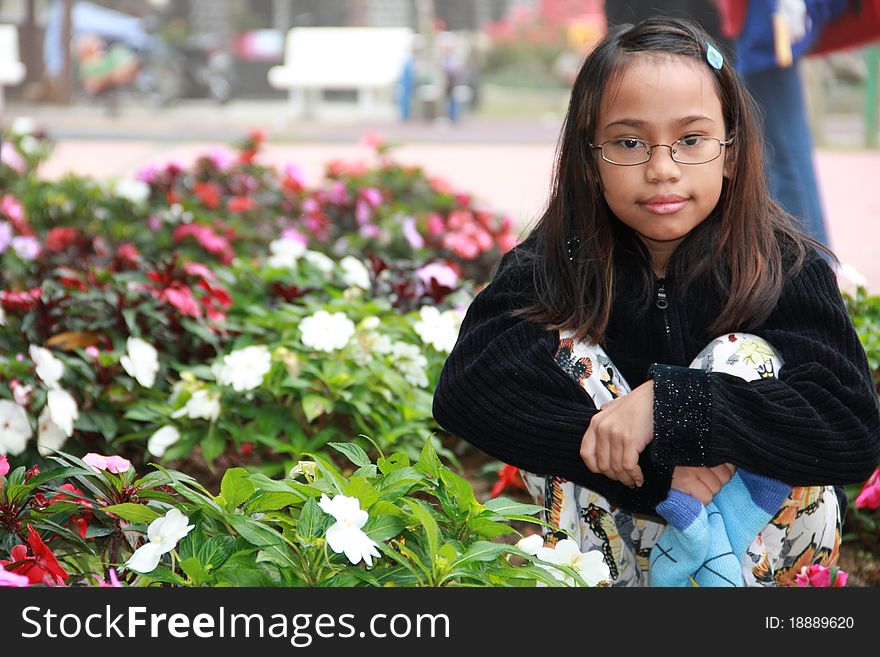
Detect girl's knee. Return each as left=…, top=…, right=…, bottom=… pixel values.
left=690, top=332, right=784, bottom=382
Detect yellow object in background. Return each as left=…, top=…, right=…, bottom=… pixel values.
left=772, top=11, right=794, bottom=67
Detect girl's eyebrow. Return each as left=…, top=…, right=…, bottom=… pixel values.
left=603, top=115, right=716, bottom=130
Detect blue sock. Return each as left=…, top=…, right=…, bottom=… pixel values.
left=712, top=470, right=791, bottom=558
left=692, top=503, right=745, bottom=587
left=649, top=490, right=709, bottom=587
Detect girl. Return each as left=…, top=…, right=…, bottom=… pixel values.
left=432, top=17, right=880, bottom=586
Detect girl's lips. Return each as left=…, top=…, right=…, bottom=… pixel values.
left=640, top=198, right=689, bottom=215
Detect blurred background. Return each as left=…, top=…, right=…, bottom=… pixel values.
left=0, top=0, right=878, bottom=287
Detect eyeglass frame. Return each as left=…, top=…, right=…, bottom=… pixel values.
left=588, top=135, right=735, bottom=166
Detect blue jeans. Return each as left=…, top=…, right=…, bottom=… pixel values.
left=742, top=63, right=829, bottom=246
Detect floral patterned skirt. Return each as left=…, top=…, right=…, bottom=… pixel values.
left=522, top=332, right=841, bottom=587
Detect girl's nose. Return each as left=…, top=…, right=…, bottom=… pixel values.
left=644, top=145, right=681, bottom=182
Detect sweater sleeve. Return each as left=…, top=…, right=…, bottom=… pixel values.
left=433, top=248, right=672, bottom=513
left=648, top=256, right=880, bottom=486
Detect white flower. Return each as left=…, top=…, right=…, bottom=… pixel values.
left=46, top=388, right=78, bottom=437
left=212, top=345, right=272, bottom=392
left=12, top=383, right=32, bottom=406
left=0, top=304, right=5, bottom=326
left=288, top=460, right=317, bottom=480
left=125, top=508, right=195, bottom=573
left=535, top=539, right=611, bottom=587
left=120, top=337, right=159, bottom=388
left=19, top=136, right=40, bottom=156
left=516, top=534, right=544, bottom=555
left=147, top=425, right=180, bottom=457
left=318, top=494, right=381, bottom=567
left=171, top=389, right=221, bottom=423
left=29, top=345, right=64, bottom=388
left=267, top=237, right=306, bottom=268
left=303, top=250, right=335, bottom=274
left=9, top=116, right=36, bottom=135
left=359, top=316, right=381, bottom=330
left=340, top=256, right=371, bottom=289
left=0, top=400, right=32, bottom=456
left=37, top=406, right=67, bottom=456
left=114, top=179, right=151, bottom=205
left=299, top=310, right=355, bottom=352
left=413, top=306, right=461, bottom=353
left=389, top=341, right=429, bottom=388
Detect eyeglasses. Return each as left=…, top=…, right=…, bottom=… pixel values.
left=589, top=136, right=734, bottom=166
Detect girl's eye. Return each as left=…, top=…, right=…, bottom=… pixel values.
left=614, top=139, right=647, bottom=150
left=678, top=136, right=705, bottom=148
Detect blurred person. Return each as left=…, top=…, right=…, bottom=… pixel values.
left=74, top=33, right=138, bottom=96
left=718, top=0, right=849, bottom=247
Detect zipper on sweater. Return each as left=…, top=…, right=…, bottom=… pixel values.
left=655, top=277, right=673, bottom=352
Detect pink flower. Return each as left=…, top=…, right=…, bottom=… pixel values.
left=85, top=346, right=100, bottom=359
left=283, top=163, right=307, bottom=187
left=0, top=564, right=30, bottom=587
left=182, top=261, right=216, bottom=281
left=206, top=147, right=234, bottom=171
left=1, top=195, right=26, bottom=228
left=327, top=181, right=348, bottom=205
left=427, top=213, right=445, bottom=237
left=82, top=453, right=132, bottom=474
left=11, top=236, right=41, bottom=260
left=855, top=468, right=880, bottom=510
left=0, top=455, right=9, bottom=476
left=280, top=227, right=308, bottom=245
left=403, top=217, right=425, bottom=249
left=793, top=564, right=847, bottom=587
left=135, top=164, right=159, bottom=183
left=361, top=132, right=385, bottom=150
left=355, top=200, right=372, bottom=226
left=0, top=221, right=11, bottom=252
left=417, top=262, right=458, bottom=289
left=93, top=568, right=123, bottom=588
left=0, top=142, right=26, bottom=173
left=361, top=187, right=382, bottom=208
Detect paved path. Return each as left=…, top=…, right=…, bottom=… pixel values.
left=10, top=99, right=880, bottom=290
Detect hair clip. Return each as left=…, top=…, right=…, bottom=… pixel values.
left=706, top=42, right=723, bottom=70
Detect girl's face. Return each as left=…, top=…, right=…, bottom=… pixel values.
left=593, top=53, right=730, bottom=272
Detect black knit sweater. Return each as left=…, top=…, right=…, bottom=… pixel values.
left=433, top=242, right=880, bottom=516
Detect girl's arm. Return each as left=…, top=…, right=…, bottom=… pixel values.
left=648, top=256, right=880, bottom=486
left=433, top=247, right=673, bottom=513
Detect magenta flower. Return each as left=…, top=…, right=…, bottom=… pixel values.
left=361, top=187, right=382, bottom=208
left=82, top=453, right=132, bottom=474
left=280, top=227, right=308, bottom=245
left=93, top=568, right=123, bottom=587
left=0, top=455, right=9, bottom=476
left=283, top=163, right=306, bottom=187
left=417, top=262, right=458, bottom=289
left=855, top=468, right=880, bottom=510
left=355, top=200, right=372, bottom=226
left=1, top=195, right=26, bottom=225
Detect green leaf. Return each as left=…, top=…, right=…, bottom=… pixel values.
left=466, top=517, right=517, bottom=539
left=440, top=468, right=478, bottom=511
left=179, top=557, right=210, bottom=586
left=197, top=535, right=237, bottom=570
left=377, top=452, right=410, bottom=474
left=453, top=541, right=513, bottom=566
left=226, top=514, right=285, bottom=548
left=484, top=497, right=545, bottom=518
left=201, top=425, right=226, bottom=464
left=247, top=491, right=302, bottom=513
left=219, top=468, right=255, bottom=512
left=302, top=394, right=332, bottom=422
left=344, top=476, right=380, bottom=510
left=406, top=498, right=441, bottom=565
left=297, top=497, right=325, bottom=540
left=416, top=436, right=441, bottom=478
left=328, top=442, right=372, bottom=468
left=102, top=503, right=160, bottom=524
left=363, top=503, right=406, bottom=543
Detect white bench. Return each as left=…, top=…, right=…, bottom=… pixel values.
left=0, top=24, right=26, bottom=113
left=268, top=27, right=413, bottom=120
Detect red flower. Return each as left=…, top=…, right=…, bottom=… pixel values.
left=161, top=286, right=202, bottom=318
left=227, top=195, right=257, bottom=213
left=249, top=128, right=266, bottom=145
left=45, top=227, right=80, bottom=252
left=194, top=181, right=222, bottom=209
left=793, top=564, right=847, bottom=588
left=47, top=484, right=94, bottom=539
left=173, top=223, right=234, bottom=264
left=0, top=287, right=42, bottom=312
left=116, top=242, right=140, bottom=268
left=489, top=464, right=526, bottom=498
left=0, top=525, right=70, bottom=585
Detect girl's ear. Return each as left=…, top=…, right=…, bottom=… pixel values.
left=722, top=145, right=734, bottom=179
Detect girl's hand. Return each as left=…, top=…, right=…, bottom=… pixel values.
left=670, top=464, right=736, bottom=504
left=580, top=380, right=654, bottom=487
